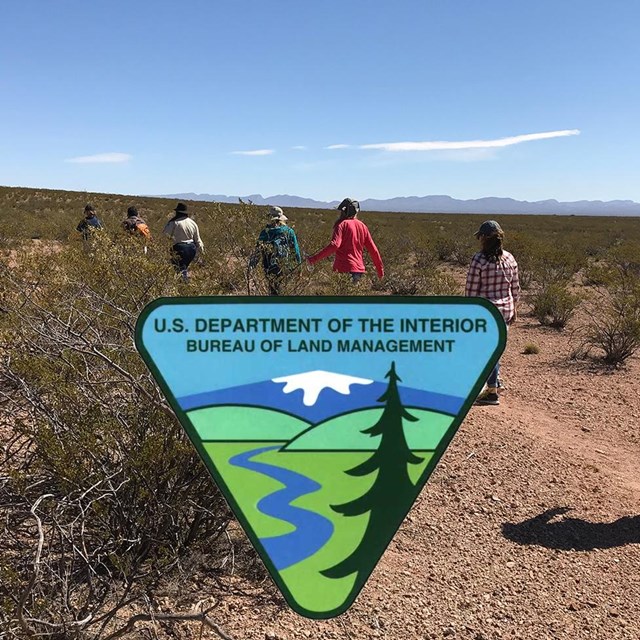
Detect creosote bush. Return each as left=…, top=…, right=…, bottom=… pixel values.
left=531, top=284, right=581, bottom=329
left=0, top=234, right=249, bottom=639
left=582, top=282, right=640, bottom=365
left=523, top=343, right=540, bottom=355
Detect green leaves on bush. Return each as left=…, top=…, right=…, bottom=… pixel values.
left=583, top=284, right=640, bottom=365
left=0, top=238, right=239, bottom=637
left=531, top=284, right=581, bottom=329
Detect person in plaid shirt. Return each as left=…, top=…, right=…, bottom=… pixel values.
left=465, top=220, right=520, bottom=406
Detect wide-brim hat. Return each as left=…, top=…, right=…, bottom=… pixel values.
left=474, top=219, right=503, bottom=238
left=174, top=202, right=189, bottom=214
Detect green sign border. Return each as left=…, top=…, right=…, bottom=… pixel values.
left=135, top=296, right=507, bottom=619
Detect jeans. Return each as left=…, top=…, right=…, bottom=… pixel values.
left=487, top=361, right=500, bottom=388
left=172, top=242, right=197, bottom=281
left=487, top=322, right=509, bottom=388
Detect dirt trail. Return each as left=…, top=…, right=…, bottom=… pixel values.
left=507, top=395, right=640, bottom=499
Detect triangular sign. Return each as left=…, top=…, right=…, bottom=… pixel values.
left=135, top=296, right=506, bottom=618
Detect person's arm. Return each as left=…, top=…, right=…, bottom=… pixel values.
left=364, top=230, right=384, bottom=279
left=308, top=223, right=343, bottom=265
left=511, top=258, right=521, bottom=303
left=192, top=221, right=204, bottom=252
left=510, top=257, right=521, bottom=324
left=163, top=220, right=174, bottom=238
left=465, top=255, right=482, bottom=297
left=76, top=220, right=85, bottom=233
left=289, top=229, right=302, bottom=264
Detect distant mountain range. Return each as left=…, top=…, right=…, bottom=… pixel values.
left=160, top=192, right=640, bottom=216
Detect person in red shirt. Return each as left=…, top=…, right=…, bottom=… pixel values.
left=307, top=198, right=384, bottom=282
left=465, top=220, right=520, bottom=406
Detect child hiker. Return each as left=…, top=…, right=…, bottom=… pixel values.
left=251, top=206, right=302, bottom=295
left=465, top=220, right=520, bottom=406
left=307, top=198, right=384, bottom=282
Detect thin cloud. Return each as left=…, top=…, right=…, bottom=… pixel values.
left=231, top=149, right=274, bottom=156
left=325, top=144, right=351, bottom=150
left=66, top=152, right=132, bottom=164
left=359, top=129, right=580, bottom=152
left=291, top=145, right=307, bottom=150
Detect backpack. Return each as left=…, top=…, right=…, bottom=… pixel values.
left=124, top=216, right=151, bottom=239
left=135, top=222, right=151, bottom=239
left=261, top=228, right=291, bottom=270
left=270, top=232, right=290, bottom=260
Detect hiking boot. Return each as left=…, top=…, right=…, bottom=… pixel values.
left=497, top=378, right=507, bottom=395
left=475, top=388, right=500, bottom=406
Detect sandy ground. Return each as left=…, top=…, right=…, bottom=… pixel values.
left=159, top=311, right=639, bottom=640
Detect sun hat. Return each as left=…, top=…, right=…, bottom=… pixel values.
left=174, top=202, right=189, bottom=215
left=269, top=206, right=288, bottom=222
left=474, top=220, right=503, bottom=238
left=337, top=198, right=360, bottom=217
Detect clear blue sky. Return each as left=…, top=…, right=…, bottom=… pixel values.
left=1, top=0, right=639, bottom=202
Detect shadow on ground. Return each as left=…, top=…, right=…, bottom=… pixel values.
left=502, top=507, right=640, bottom=551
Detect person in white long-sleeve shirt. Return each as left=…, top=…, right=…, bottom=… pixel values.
left=163, top=202, right=204, bottom=281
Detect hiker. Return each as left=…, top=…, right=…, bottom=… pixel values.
left=251, top=206, right=302, bottom=295
left=163, top=202, right=204, bottom=282
left=76, top=204, right=103, bottom=241
left=307, top=198, right=384, bottom=282
left=122, top=206, right=151, bottom=253
left=465, top=220, right=520, bottom=406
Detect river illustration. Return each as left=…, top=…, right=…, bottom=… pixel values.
left=229, top=446, right=334, bottom=570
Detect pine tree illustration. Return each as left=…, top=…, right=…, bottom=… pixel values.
left=321, top=361, right=423, bottom=580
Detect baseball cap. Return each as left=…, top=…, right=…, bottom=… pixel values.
left=474, top=220, right=503, bottom=238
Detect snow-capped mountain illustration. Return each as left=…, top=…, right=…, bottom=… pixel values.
left=271, top=370, right=374, bottom=406
left=177, top=370, right=465, bottom=424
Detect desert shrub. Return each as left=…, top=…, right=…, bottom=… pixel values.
left=371, top=266, right=458, bottom=297
left=433, top=234, right=474, bottom=266
left=0, top=235, right=254, bottom=638
left=531, top=283, right=581, bottom=328
left=523, top=343, right=540, bottom=355
left=582, top=283, right=640, bottom=365
left=607, top=241, right=640, bottom=278
left=530, top=247, right=584, bottom=289
left=583, top=242, right=640, bottom=289
left=508, top=233, right=539, bottom=290
left=422, top=270, right=459, bottom=295
left=583, top=260, right=615, bottom=286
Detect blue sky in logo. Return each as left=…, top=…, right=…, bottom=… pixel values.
left=139, top=301, right=503, bottom=401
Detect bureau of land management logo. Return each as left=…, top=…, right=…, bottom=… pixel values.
left=135, top=297, right=506, bottom=618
